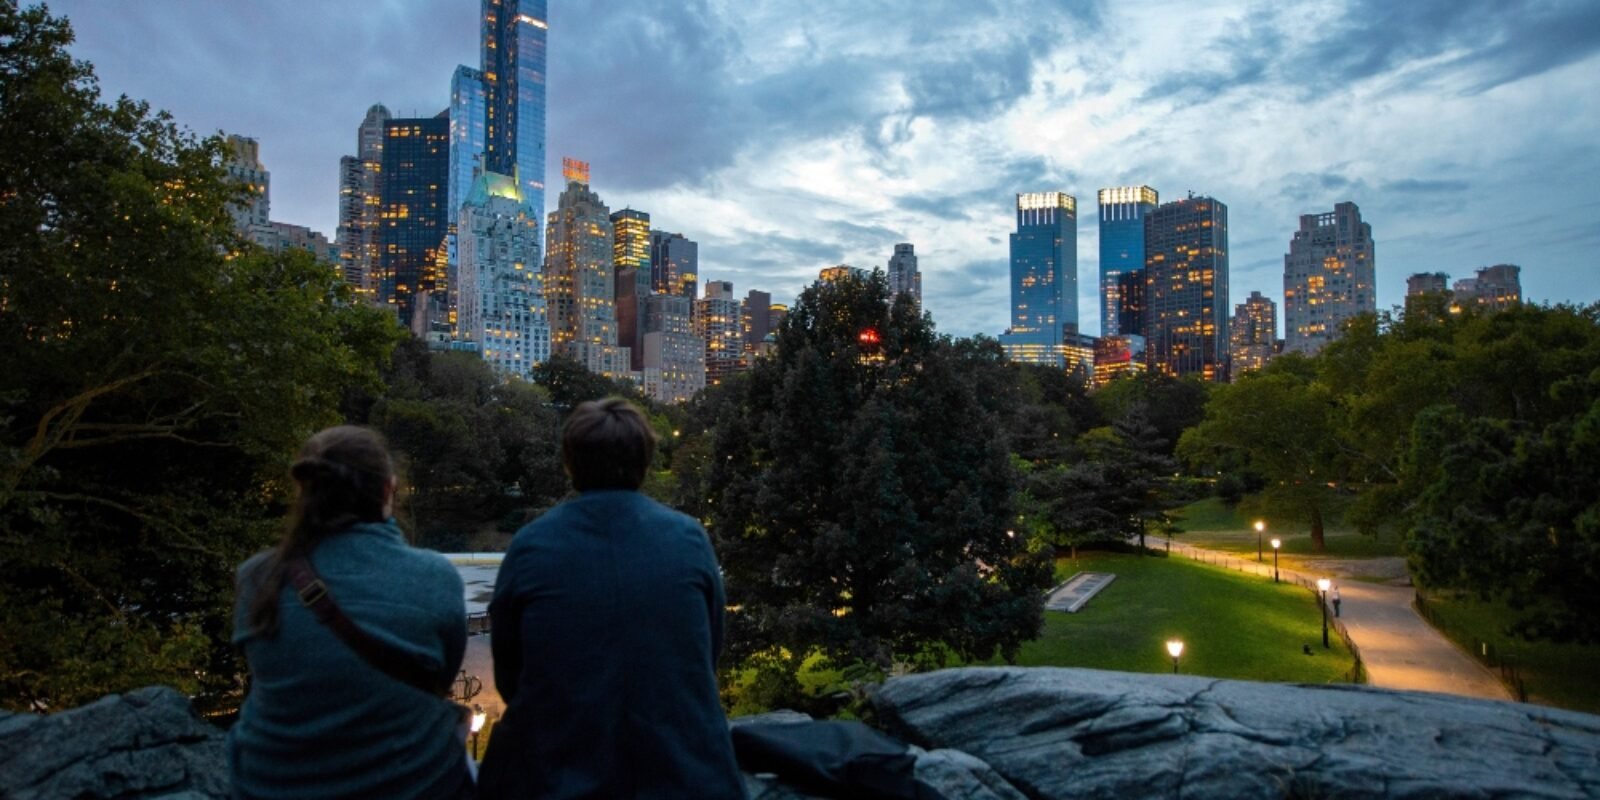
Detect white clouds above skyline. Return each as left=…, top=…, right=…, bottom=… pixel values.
left=54, top=0, right=1600, bottom=337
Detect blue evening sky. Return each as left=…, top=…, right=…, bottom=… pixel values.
left=50, top=1, right=1600, bottom=338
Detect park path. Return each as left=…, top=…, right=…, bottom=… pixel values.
left=1149, top=536, right=1512, bottom=703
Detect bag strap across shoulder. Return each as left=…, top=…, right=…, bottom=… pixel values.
left=283, top=556, right=449, bottom=697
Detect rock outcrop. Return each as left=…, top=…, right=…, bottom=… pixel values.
left=0, top=686, right=228, bottom=800
left=873, top=667, right=1600, bottom=799
left=7, top=670, right=1599, bottom=799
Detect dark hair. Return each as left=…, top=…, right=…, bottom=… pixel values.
left=246, top=426, right=396, bottom=637
left=562, top=396, right=657, bottom=492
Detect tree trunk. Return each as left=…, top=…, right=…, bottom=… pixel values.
left=1311, top=506, right=1326, bottom=552
left=1138, top=519, right=1147, bottom=555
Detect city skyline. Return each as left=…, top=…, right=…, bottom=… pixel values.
left=51, top=0, right=1600, bottom=338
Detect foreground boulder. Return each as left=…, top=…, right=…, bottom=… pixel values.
left=872, top=667, right=1600, bottom=799
left=0, top=686, right=227, bottom=800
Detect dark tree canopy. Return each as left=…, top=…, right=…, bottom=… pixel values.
left=699, top=273, right=1050, bottom=689
left=0, top=5, right=403, bottom=711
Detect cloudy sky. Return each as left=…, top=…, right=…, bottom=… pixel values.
left=52, top=0, right=1600, bottom=338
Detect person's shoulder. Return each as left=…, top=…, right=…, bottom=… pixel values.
left=236, top=549, right=274, bottom=586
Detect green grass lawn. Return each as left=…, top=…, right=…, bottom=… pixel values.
left=1418, top=592, right=1600, bottom=715
left=1170, top=498, right=1404, bottom=560
left=990, top=551, right=1357, bottom=684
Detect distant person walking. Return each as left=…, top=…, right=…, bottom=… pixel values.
left=229, top=426, right=472, bottom=799
left=1332, top=585, right=1343, bottom=618
left=479, top=397, right=745, bottom=799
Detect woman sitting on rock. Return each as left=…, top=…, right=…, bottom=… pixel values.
left=229, top=426, right=471, bottom=799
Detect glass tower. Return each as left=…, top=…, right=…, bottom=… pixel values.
left=1143, top=195, right=1229, bottom=382
left=482, top=0, right=547, bottom=232
left=1097, top=186, right=1158, bottom=337
left=448, top=66, right=489, bottom=220
left=378, top=115, right=451, bottom=332
left=611, top=208, right=652, bottom=371
left=999, top=192, right=1078, bottom=366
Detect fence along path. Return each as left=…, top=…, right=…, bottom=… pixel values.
left=1150, top=536, right=1513, bottom=701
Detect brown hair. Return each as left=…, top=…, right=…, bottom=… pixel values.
left=561, top=397, right=657, bottom=492
left=245, top=426, right=396, bottom=637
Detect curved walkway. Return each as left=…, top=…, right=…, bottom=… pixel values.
left=1151, top=536, right=1511, bottom=702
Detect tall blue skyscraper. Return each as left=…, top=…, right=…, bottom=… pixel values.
left=1097, top=186, right=1158, bottom=337
left=482, top=0, right=547, bottom=229
left=999, top=192, right=1080, bottom=367
left=1144, top=194, right=1229, bottom=382
left=448, top=66, right=488, bottom=219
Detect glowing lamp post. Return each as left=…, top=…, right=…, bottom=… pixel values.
left=1254, top=520, right=1265, bottom=562
left=470, top=705, right=487, bottom=760
left=1316, top=578, right=1332, bottom=649
left=1270, top=538, right=1281, bottom=583
left=1166, top=639, right=1185, bottom=674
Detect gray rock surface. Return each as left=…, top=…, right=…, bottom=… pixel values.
left=0, top=686, right=228, bottom=800
left=872, top=666, right=1600, bottom=800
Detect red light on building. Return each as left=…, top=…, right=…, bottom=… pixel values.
left=858, top=328, right=881, bottom=345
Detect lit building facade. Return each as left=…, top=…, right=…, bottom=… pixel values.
left=1144, top=195, right=1229, bottom=382
left=1094, top=334, right=1147, bottom=388
left=650, top=230, right=698, bottom=298
left=248, top=222, right=339, bottom=265
left=999, top=192, right=1078, bottom=366
left=1283, top=201, right=1374, bottom=355
left=225, top=135, right=270, bottom=233
left=611, top=208, right=652, bottom=371
left=1097, top=186, right=1158, bottom=337
left=457, top=170, right=548, bottom=379
left=818, top=264, right=866, bottom=284
left=448, top=66, right=489, bottom=223
left=482, top=0, right=547, bottom=230
left=543, top=159, right=631, bottom=377
left=336, top=104, right=390, bottom=302
left=642, top=294, right=705, bottom=404
left=1229, top=290, right=1277, bottom=379
left=1406, top=272, right=1449, bottom=297
left=379, top=114, right=451, bottom=333
left=696, top=280, right=744, bottom=385
left=1453, top=264, right=1522, bottom=310
left=887, top=243, right=922, bottom=310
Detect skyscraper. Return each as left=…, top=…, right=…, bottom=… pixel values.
left=447, top=67, right=489, bottom=222
left=999, top=192, right=1077, bottom=366
left=887, top=243, right=922, bottom=310
left=742, top=289, right=772, bottom=357
left=1283, top=201, right=1375, bottom=354
left=642, top=294, right=705, bottom=404
left=1097, top=186, right=1158, bottom=337
left=457, top=169, right=548, bottom=379
left=1229, top=290, right=1277, bottom=379
left=336, top=104, right=390, bottom=302
left=611, top=208, right=652, bottom=371
left=650, top=231, right=698, bottom=298
left=378, top=114, right=451, bottom=333
left=1144, top=195, right=1229, bottom=381
left=696, top=281, right=743, bottom=385
left=1453, top=264, right=1522, bottom=310
left=225, top=135, right=270, bottom=233
left=482, top=0, right=547, bottom=226
left=544, top=158, right=630, bottom=377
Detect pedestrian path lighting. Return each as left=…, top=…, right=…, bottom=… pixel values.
left=470, top=704, right=487, bottom=760
left=1255, top=520, right=1265, bottom=562
left=1166, top=639, right=1184, bottom=674
left=1316, top=578, right=1332, bottom=649
left=1271, top=538, right=1281, bottom=583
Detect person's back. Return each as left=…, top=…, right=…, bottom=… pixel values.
left=228, top=426, right=471, bottom=800
left=479, top=398, right=745, bottom=799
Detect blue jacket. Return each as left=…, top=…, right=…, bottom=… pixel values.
left=228, top=520, right=468, bottom=799
left=479, top=490, right=745, bottom=799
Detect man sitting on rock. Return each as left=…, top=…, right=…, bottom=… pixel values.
left=478, top=397, right=746, bottom=799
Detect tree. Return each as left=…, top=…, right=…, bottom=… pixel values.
left=1030, top=407, right=1176, bottom=558
left=1093, top=371, right=1210, bottom=457
left=1178, top=356, right=1344, bottom=550
left=700, top=273, right=1050, bottom=694
left=0, top=5, right=403, bottom=711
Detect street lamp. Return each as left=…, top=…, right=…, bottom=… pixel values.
left=1254, top=520, right=1265, bottom=562
left=470, top=705, right=487, bottom=760
left=1271, top=538, right=1281, bottom=583
left=1316, top=578, right=1331, bottom=649
left=1166, top=639, right=1184, bottom=674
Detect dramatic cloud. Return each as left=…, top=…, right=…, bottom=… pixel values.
left=51, top=0, right=1600, bottom=338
